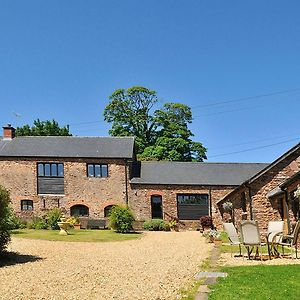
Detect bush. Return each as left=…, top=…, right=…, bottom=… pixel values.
left=6, top=208, right=22, bottom=230
left=109, top=205, right=134, bottom=233
left=200, top=216, right=213, bottom=229
left=0, top=186, right=11, bottom=252
left=46, top=208, right=62, bottom=230
left=143, top=219, right=170, bottom=231
left=27, top=216, right=48, bottom=229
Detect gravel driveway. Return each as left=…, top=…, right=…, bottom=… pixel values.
left=0, top=231, right=211, bottom=300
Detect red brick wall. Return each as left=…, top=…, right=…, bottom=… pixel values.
left=0, top=157, right=127, bottom=219
left=219, top=151, right=300, bottom=233
left=129, top=184, right=235, bottom=229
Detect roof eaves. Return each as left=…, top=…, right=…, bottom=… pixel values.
left=217, top=142, right=300, bottom=204
left=247, top=142, right=300, bottom=184
left=280, top=170, right=300, bottom=189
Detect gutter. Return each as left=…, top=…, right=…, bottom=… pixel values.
left=124, top=159, right=129, bottom=206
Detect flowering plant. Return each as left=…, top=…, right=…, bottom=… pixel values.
left=203, top=229, right=221, bottom=240
left=222, top=201, right=233, bottom=212
left=294, top=185, right=300, bottom=200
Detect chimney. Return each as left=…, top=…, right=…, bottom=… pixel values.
left=3, top=124, right=15, bottom=140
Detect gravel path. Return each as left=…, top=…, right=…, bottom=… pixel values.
left=219, top=252, right=300, bottom=267
left=0, top=232, right=211, bottom=300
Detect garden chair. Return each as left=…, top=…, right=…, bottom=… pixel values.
left=266, top=221, right=284, bottom=257
left=278, top=221, right=300, bottom=259
left=240, top=220, right=268, bottom=260
left=223, top=222, right=242, bottom=257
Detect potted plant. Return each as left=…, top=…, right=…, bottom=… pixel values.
left=169, top=219, right=179, bottom=232
left=67, top=216, right=80, bottom=230
left=203, top=229, right=222, bottom=245
left=222, top=201, right=233, bottom=212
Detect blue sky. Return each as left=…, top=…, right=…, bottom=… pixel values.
left=1, top=1, right=300, bottom=163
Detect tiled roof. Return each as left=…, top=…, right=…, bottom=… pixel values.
left=130, top=161, right=269, bottom=186
left=0, top=136, right=135, bottom=159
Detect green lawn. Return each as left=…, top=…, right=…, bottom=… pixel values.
left=209, top=265, right=300, bottom=300
left=12, top=229, right=141, bottom=242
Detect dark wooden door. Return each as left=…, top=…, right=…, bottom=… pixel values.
left=151, top=195, right=163, bottom=219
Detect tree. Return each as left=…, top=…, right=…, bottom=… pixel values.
left=104, top=87, right=207, bottom=161
left=104, top=86, right=158, bottom=154
left=15, top=119, right=71, bottom=136
left=0, top=185, right=11, bottom=253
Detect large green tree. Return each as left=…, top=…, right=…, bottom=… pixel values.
left=104, top=86, right=207, bottom=161
left=15, top=119, right=71, bottom=136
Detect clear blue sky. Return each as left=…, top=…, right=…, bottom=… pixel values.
left=1, top=1, right=300, bottom=163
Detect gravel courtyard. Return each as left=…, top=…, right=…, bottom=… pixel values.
left=0, top=231, right=211, bottom=300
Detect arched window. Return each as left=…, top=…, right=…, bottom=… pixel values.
left=70, top=205, right=89, bottom=217
left=21, top=200, right=33, bottom=211
left=104, top=205, right=115, bottom=217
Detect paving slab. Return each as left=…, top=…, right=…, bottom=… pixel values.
left=195, top=271, right=228, bottom=280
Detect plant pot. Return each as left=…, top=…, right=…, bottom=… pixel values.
left=74, top=224, right=81, bottom=230
left=171, top=226, right=179, bottom=232
left=213, top=240, right=222, bottom=247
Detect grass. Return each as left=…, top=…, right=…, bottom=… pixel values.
left=180, top=278, right=204, bottom=300
left=179, top=255, right=213, bottom=299
left=11, top=229, right=141, bottom=242
left=220, top=231, right=270, bottom=254
left=208, top=265, right=300, bottom=300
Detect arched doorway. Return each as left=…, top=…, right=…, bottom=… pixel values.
left=104, top=205, right=115, bottom=217
left=151, top=195, right=163, bottom=219
left=70, top=204, right=89, bottom=217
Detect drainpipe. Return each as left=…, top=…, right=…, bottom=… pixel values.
left=124, top=159, right=129, bottom=206
left=283, top=189, right=291, bottom=234
left=245, top=183, right=254, bottom=220
left=209, top=188, right=212, bottom=217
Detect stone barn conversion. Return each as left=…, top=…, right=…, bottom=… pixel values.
left=0, top=124, right=299, bottom=230
left=218, top=142, right=300, bottom=233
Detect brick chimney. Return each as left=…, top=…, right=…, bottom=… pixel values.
left=2, top=124, right=15, bottom=140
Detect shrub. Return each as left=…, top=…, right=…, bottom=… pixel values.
left=6, top=208, right=22, bottom=230
left=0, top=185, right=11, bottom=252
left=143, top=219, right=170, bottom=231
left=46, top=208, right=62, bottom=230
left=200, top=216, right=213, bottom=229
left=109, top=205, right=134, bottom=233
left=27, top=216, right=47, bottom=229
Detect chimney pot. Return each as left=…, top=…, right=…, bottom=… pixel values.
left=3, top=124, right=15, bottom=140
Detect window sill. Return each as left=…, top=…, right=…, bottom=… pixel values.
left=38, top=194, right=65, bottom=197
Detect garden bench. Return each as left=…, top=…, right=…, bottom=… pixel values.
left=87, top=218, right=107, bottom=229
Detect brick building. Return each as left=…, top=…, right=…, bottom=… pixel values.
left=1, top=124, right=299, bottom=230
left=218, top=143, right=300, bottom=233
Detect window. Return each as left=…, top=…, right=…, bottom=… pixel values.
left=87, top=164, right=108, bottom=177
left=70, top=205, right=89, bottom=217
left=37, top=163, right=64, bottom=177
left=37, top=162, right=64, bottom=195
left=177, top=194, right=209, bottom=220
left=104, top=205, right=115, bottom=217
left=151, top=195, right=163, bottom=219
left=241, top=192, right=247, bottom=212
left=21, top=200, right=33, bottom=211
